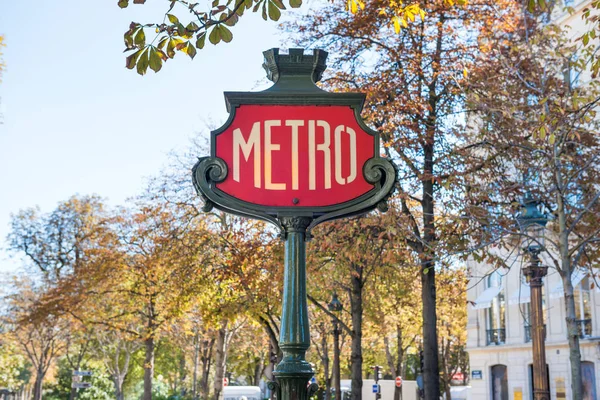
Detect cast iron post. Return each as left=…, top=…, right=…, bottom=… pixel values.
left=523, top=252, right=549, bottom=400
left=271, top=216, right=317, bottom=400
left=192, top=48, right=397, bottom=400
left=332, top=318, right=341, bottom=400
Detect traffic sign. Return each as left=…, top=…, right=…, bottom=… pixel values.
left=372, top=384, right=380, bottom=394
left=223, top=377, right=229, bottom=387
left=395, top=376, right=403, bottom=388
left=72, top=382, right=92, bottom=389
left=72, top=371, right=93, bottom=376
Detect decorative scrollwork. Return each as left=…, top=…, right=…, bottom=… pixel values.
left=363, top=157, right=395, bottom=185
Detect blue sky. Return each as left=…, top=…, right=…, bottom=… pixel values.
left=0, top=1, right=289, bottom=274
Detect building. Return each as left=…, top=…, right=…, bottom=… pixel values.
left=467, top=248, right=600, bottom=399
left=465, top=0, right=599, bottom=397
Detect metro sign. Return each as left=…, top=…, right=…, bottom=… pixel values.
left=215, top=105, right=375, bottom=207
left=193, top=48, right=396, bottom=232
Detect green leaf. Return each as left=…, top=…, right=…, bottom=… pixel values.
left=118, top=0, right=129, bottom=8
left=196, top=32, right=207, bottom=49
left=539, top=125, right=546, bottom=140
left=209, top=26, right=221, bottom=44
left=136, top=48, right=150, bottom=75
left=167, top=14, right=179, bottom=24
left=134, top=28, right=146, bottom=47
left=224, top=12, right=239, bottom=26
left=185, top=42, right=197, bottom=59
left=261, top=2, right=268, bottom=20
left=289, top=0, right=302, bottom=8
left=212, top=0, right=219, bottom=6
left=133, top=0, right=146, bottom=3
left=271, top=0, right=286, bottom=9
left=148, top=48, right=162, bottom=72
left=125, top=49, right=143, bottom=69
left=186, top=22, right=200, bottom=32
left=157, top=36, right=169, bottom=50
left=268, top=1, right=281, bottom=20
left=166, top=38, right=183, bottom=58
left=124, top=31, right=134, bottom=48
left=549, top=133, right=556, bottom=144
left=583, top=33, right=590, bottom=46
left=220, top=25, right=233, bottom=42
left=528, top=0, right=535, bottom=12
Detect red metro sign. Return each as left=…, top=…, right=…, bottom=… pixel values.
left=193, top=48, right=396, bottom=231
left=215, top=105, right=375, bottom=208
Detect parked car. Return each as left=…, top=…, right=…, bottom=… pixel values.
left=223, top=386, right=263, bottom=400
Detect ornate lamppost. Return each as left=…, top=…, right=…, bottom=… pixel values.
left=328, top=293, right=343, bottom=400
left=517, top=192, right=549, bottom=400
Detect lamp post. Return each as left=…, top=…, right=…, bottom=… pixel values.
left=517, top=192, right=549, bottom=400
left=328, top=293, right=343, bottom=400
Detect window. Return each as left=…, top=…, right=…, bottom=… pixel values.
left=486, top=271, right=506, bottom=345
left=575, top=277, right=592, bottom=338
left=491, top=365, right=508, bottom=400
left=565, top=54, right=581, bottom=91
left=582, top=362, right=597, bottom=400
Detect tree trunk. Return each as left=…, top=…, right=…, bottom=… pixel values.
left=563, top=271, right=583, bottom=400
left=143, top=336, right=155, bottom=400
left=32, top=370, right=44, bottom=400
left=322, top=333, right=331, bottom=400
left=69, top=387, right=78, bottom=400
left=214, top=323, right=228, bottom=400
left=201, top=338, right=214, bottom=400
left=113, top=376, right=125, bottom=400
left=253, top=352, right=265, bottom=386
left=350, top=267, right=363, bottom=400
left=193, top=331, right=200, bottom=400
left=396, top=325, right=403, bottom=400
left=421, top=256, right=440, bottom=400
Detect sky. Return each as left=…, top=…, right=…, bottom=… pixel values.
left=0, top=1, right=294, bottom=275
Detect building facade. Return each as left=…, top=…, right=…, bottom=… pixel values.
left=466, top=248, right=600, bottom=400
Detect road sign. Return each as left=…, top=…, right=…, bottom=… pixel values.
left=471, top=370, right=483, bottom=380
left=223, top=377, right=229, bottom=387
left=395, top=376, right=403, bottom=388
left=72, top=382, right=92, bottom=389
left=372, top=384, right=380, bottom=394
left=72, top=371, right=93, bottom=376
left=416, top=375, right=423, bottom=389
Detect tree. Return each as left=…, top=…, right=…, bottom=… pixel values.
left=288, top=0, right=520, bottom=397
left=8, top=195, right=111, bottom=284
left=93, top=328, right=141, bottom=400
left=307, top=211, right=400, bottom=400
left=3, top=280, right=66, bottom=400
left=100, top=202, right=215, bottom=400
left=116, top=0, right=427, bottom=75
left=436, top=268, right=468, bottom=400
left=466, top=22, right=600, bottom=398
left=368, top=262, right=422, bottom=400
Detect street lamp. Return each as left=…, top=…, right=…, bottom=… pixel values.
left=328, top=293, right=343, bottom=400
left=517, top=192, right=549, bottom=400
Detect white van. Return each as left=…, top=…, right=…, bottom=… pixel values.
left=223, top=386, right=263, bottom=400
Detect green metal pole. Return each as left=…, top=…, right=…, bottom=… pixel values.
left=273, top=216, right=317, bottom=400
